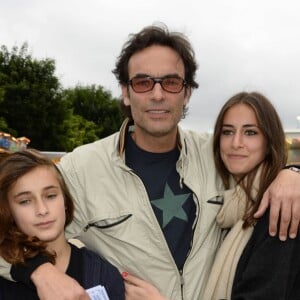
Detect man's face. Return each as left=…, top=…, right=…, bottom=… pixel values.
left=122, top=45, right=190, bottom=151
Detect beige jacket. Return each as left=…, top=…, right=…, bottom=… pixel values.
left=59, top=119, right=224, bottom=300
left=0, top=119, right=224, bottom=299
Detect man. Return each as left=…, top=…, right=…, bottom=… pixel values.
left=2, top=24, right=300, bottom=300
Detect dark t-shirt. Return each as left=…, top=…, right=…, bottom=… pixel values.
left=125, top=132, right=196, bottom=270
left=0, top=243, right=124, bottom=300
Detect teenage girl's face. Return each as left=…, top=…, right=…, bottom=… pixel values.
left=220, top=103, right=267, bottom=179
left=8, top=166, right=66, bottom=248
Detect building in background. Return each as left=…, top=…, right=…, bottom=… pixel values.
left=285, top=130, right=300, bottom=163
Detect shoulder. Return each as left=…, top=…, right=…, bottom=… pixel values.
left=232, top=210, right=300, bottom=299
left=238, top=208, right=300, bottom=272
left=178, top=127, right=213, bottom=155
left=248, top=209, right=300, bottom=250
left=179, top=127, right=211, bottom=143
left=78, top=246, right=120, bottom=274
left=77, top=246, right=125, bottom=298
left=63, top=132, right=119, bottom=159
left=58, top=132, right=120, bottom=173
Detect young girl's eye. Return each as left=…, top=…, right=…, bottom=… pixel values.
left=19, top=199, right=31, bottom=205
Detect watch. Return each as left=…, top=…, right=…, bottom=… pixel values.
left=284, top=165, right=300, bottom=174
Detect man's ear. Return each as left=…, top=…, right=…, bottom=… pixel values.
left=122, top=85, right=131, bottom=106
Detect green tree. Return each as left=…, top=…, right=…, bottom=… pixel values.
left=0, top=87, right=9, bottom=132
left=0, top=43, right=68, bottom=150
left=60, top=113, right=99, bottom=152
left=0, top=118, right=9, bottom=132
left=63, top=85, right=123, bottom=139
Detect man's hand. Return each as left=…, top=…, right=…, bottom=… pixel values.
left=123, top=272, right=166, bottom=300
left=31, top=263, right=90, bottom=300
left=254, top=169, right=300, bottom=241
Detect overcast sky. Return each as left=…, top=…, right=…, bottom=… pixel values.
left=1, top=0, right=300, bottom=132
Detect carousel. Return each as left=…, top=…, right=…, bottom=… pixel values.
left=0, top=132, right=30, bottom=161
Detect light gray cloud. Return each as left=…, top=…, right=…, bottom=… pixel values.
left=1, top=0, right=300, bottom=131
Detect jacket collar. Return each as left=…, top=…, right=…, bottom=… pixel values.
left=118, top=118, right=185, bottom=157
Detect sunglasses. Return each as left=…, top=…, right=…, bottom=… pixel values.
left=128, top=75, right=186, bottom=93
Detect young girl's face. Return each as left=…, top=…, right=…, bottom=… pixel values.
left=8, top=166, right=66, bottom=247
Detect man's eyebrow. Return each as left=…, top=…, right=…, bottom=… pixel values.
left=132, top=73, right=150, bottom=78
left=133, top=73, right=181, bottom=78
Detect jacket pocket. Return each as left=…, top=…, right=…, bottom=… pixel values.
left=207, top=195, right=223, bottom=205
left=84, top=214, right=132, bottom=231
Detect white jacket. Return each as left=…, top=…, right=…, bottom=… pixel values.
left=58, top=119, right=224, bottom=299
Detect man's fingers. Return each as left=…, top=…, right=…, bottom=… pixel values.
left=278, top=200, right=292, bottom=241
left=289, top=202, right=300, bottom=239
left=268, top=199, right=281, bottom=237
left=254, top=189, right=269, bottom=218
left=122, top=272, right=144, bottom=287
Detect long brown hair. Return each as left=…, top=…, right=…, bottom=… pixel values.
left=213, top=92, right=287, bottom=227
left=0, top=149, right=74, bottom=265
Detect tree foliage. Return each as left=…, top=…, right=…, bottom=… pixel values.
left=60, top=113, right=99, bottom=152
left=63, top=85, right=123, bottom=139
left=0, top=43, right=124, bottom=151
left=0, top=43, right=68, bottom=150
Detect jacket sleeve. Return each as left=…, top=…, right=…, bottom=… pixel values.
left=0, top=257, right=12, bottom=281
left=231, top=210, right=300, bottom=300
left=10, top=255, right=51, bottom=287
left=58, top=152, right=88, bottom=240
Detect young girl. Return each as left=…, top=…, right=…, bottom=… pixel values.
left=0, top=149, right=125, bottom=299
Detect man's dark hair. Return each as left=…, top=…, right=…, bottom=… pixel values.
left=112, top=23, right=199, bottom=118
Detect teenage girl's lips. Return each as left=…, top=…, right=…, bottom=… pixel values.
left=227, top=154, right=247, bottom=160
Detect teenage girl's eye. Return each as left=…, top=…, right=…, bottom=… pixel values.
left=221, top=129, right=234, bottom=136
left=47, top=193, right=57, bottom=199
left=245, top=130, right=258, bottom=136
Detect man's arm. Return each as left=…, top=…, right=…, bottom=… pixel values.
left=31, top=263, right=89, bottom=300
left=255, top=167, right=300, bottom=241
left=0, top=254, right=89, bottom=299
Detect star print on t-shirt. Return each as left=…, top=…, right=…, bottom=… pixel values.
left=125, top=131, right=196, bottom=269
left=151, top=183, right=191, bottom=228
